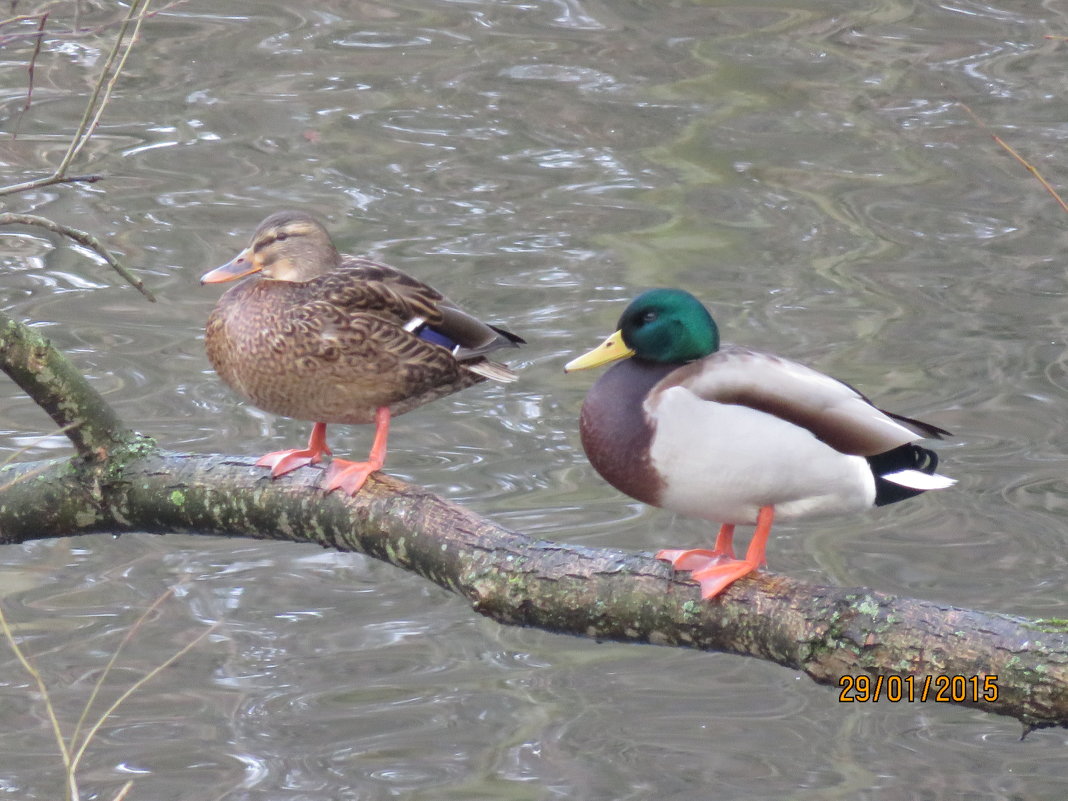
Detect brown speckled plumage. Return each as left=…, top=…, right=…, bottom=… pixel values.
left=203, top=211, right=523, bottom=426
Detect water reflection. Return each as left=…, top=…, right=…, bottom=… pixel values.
left=4, top=0, right=1068, bottom=798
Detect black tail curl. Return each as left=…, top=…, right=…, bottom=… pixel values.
left=868, top=444, right=941, bottom=507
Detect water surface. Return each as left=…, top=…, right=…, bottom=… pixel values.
left=2, top=0, right=1068, bottom=798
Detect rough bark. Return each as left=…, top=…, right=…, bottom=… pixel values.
left=0, top=310, right=143, bottom=459
left=1, top=312, right=1066, bottom=733
left=0, top=450, right=1066, bottom=732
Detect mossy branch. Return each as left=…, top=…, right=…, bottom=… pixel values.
left=0, top=310, right=143, bottom=461
left=0, top=449, right=1065, bottom=733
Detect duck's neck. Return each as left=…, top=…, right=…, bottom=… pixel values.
left=579, top=358, right=677, bottom=507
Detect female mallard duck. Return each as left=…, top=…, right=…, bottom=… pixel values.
left=565, top=289, right=953, bottom=600
left=201, top=210, right=523, bottom=495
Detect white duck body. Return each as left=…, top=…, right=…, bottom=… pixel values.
left=578, top=344, right=952, bottom=527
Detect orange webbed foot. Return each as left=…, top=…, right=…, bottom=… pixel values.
left=655, top=548, right=732, bottom=573
left=256, top=422, right=332, bottom=478
left=655, top=523, right=736, bottom=572
left=690, top=558, right=761, bottom=600
left=319, top=406, right=390, bottom=496
left=659, top=510, right=774, bottom=600
left=321, top=458, right=381, bottom=495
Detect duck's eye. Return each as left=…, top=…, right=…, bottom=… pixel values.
left=641, top=310, right=658, bottom=324
left=276, top=232, right=289, bottom=243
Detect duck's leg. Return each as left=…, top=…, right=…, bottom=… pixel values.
left=655, top=523, right=736, bottom=571
left=322, top=406, right=390, bottom=495
left=690, top=506, right=774, bottom=599
left=257, top=421, right=333, bottom=477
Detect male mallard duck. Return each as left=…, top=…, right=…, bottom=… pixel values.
left=565, top=289, right=953, bottom=599
left=201, top=210, right=523, bottom=495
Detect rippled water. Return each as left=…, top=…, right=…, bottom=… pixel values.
left=3, top=0, right=1068, bottom=798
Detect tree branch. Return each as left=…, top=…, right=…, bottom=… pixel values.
left=0, top=213, right=156, bottom=300
left=0, top=310, right=144, bottom=460
left=0, top=448, right=1064, bottom=733
left=52, top=0, right=152, bottom=177
left=11, top=10, right=47, bottom=138
left=0, top=173, right=104, bottom=194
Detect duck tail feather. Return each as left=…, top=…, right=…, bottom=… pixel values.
left=464, top=360, right=519, bottom=383
left=881, top=469, right=956, bottom=490
left=869, top=443, right=954, bottom=506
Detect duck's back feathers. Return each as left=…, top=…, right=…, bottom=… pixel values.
left=662, top=345, right=935, bottom=457
left=318, top=258, right=446, bottom=325
left=327, top=257, right=524, bottom=378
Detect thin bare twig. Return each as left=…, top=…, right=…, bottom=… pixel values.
left=2, top=0, right=156, bottom=194
left=959, top=101, right=1068, bottom=215
left=0, top=605, right=74, bottom=778
left=68, top=623, right=219, bottom=780
left=1, top=6, right=157, bottom=304
left=0, top=1, right=182, bottom=46
left=57, top=0, right=152, bottom=175
left=0, top=7, right=62, bottom=34
left=69, top=585, right=179, bottom=747
left=12, top=12, right=48, bottom=139
left=0, top=13, right=47, bottom=29
left=0, top=213, right=156, bottom=301
left=1, top=583, right=213, bottom=801
left=0, top=174, right=103, bottom=195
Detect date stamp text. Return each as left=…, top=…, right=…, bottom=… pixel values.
left=838, top=674, right=998, bottom=703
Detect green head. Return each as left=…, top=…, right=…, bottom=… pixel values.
left=617, top=289, right=719, bottom=363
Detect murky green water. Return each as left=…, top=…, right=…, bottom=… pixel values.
left=3, top=0, right=1068, bottom=798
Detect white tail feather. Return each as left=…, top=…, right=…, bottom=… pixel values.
left=464, top=360, right=518, bottom=383
left=882, top=469, right=956, bottom=491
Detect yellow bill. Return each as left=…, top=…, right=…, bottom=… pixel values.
left=563, top=329, right=635, bottom=372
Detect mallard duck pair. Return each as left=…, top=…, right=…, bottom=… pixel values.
left=202, top=211, right=953, bottom=598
